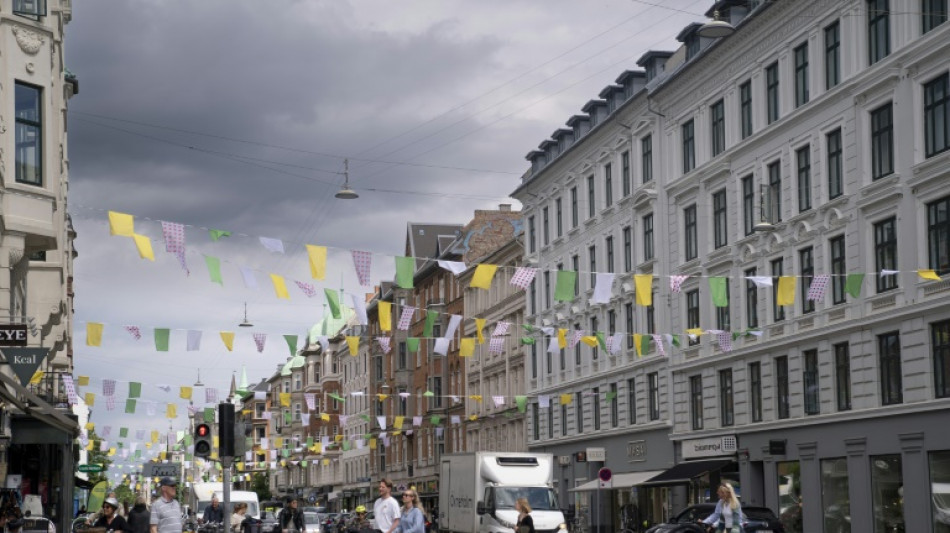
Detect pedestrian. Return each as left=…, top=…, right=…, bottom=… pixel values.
left=231, top=503, right=248, bottom=533
left=372, top=479, right=400, bottom=533
left=94, top=497, right=129, bottom=533
left=394, top=490, right=424, bottom=533
left=149, top=477, right=183, bottom=533
left=204, top=497, right=225, bottom=525
left=278, top=498, right=303, bottom=533
left=515, top=498, right=534, bottom=533
left=128, top=496, right=151, bottom=533
left=699, top=483, right=744, bottom=533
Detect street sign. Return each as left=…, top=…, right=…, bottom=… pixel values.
left=1, top=347, right=50, bottom=386
left=142, top=462, right=182, bottom=478
left=78, top=464, right=104, bottom=473
left=598, top=468, right=612, bottom=482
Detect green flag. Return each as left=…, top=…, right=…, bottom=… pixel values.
left=284, top=335, right=298, bottom=356
left=395, top=256, right=415, bottom=288
left=204, top=255, right=223, bottom=285
left=154, top=328, right=170, bottom=351
left=128, top=382, right=141, bottom=398
left=845, top=273, right=865, bottom=298
left=671, top=335, right=681, bottom=348
left=183, top=435, right=192, bottom=446
left=596, top=331, right=607, bottom=351
left=606, top=391, right=617, bottom=402
left=407, top=337, right=420, bottom=352
left=329, top=393, right=345, bottom=402
left=640, top=334, right=652, bottom=354
left=515, top=396, right=527, bottom=413
left=325, top=288, right=342, bottom=319
left=204, top=408, right=215, bottom=423
left=284, top=411, right=291, bottom=425
left=125, top=399, right=136, bottom=414
left=306, top=437, right=314, bottom=447
left=522, top=324, right=536, bottom=333
left=300, top=460, right=308, bottom=467
left=209, top=229, right=231, bottom=241
left=554, top=270, right=577, bottom=301
left=342, top=441, right=351, bottom=451
left=282, top=448, right=290, bottom=458
left=521, top=336, right=536, bottom=345
left=430, top=415, right=442, bottom=425
left=423, top=310, right=438, bottom=338
left=709, top=277, right=729, bottom=307
left=119, top=427, right=128, bottom=438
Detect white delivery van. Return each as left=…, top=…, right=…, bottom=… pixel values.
left=190, top=482, right=261, bottom=520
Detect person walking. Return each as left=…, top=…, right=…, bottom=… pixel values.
left=394, top=490, right=424, bottom=533
left=127, top=496, right=151, bottom=533
left=150, top=477, right=183, bottom=533
left=699, top=483, right=744, bottom=533
left=373, top=479, right=400, bottom=533
left=94, top=498, right=129, bottom=533
left=515, top=498, right=534, bottom=533
left=278, top=499, right=303, bottom=533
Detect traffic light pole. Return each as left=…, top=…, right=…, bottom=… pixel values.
left=219, top=403, right=237, bottom=533
left=221, top=455, right=233, bottom=533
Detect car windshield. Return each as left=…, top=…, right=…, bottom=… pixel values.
left=305, top=513, right=320, bottom=525
left=492, top=488, right=559, bottom=511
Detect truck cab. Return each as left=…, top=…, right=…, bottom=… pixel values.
left=476, top=485, right=565, bottom=533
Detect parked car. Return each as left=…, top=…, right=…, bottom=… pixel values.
left=303, top=512, right=322, bottom=533
left=259, top=511, right=279, bottom=533
left=645, top=503, right=784, bottom=533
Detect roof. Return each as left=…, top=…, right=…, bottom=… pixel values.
left=615, top=70, right=646, bottom=84
left=405, top=223, right=463, bottom=270
left=639, top=459, right=735, bottom=486
left=581, top=99, right=608, bottom=112
left=598, top=84, right=624, bottom=99
left=676, top=22, right=703, bottom=42
left=308, top=305, right=357, bottom=344
left=636, top=50, right=674, bottom=67
left=565, top=114, right=590, bottom=127
left=552, top=128, right=573, bottom=140
left=280, top=355, right=306, bottom=376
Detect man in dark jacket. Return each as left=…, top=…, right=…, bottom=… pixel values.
left=278, top=499, right=304, bottom=533
left=203, top=497, right=225, bottom=524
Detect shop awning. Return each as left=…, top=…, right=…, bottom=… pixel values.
left=569, top=470, right=665, bottom=492
left=0, top=370, right=77, bottom=435
left=638, top=459, right=734, bottom=487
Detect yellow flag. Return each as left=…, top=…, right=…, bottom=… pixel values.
left=459, top=338, right=475, bottom=357
left=108, top=211, right=135, bottom=237
left=166, top=403, right=177, bottom=419
left=634, top=274, right=653, bottom=306
left=394, top=416, right=404, bottom=429
left=469, top=395, right=482, bottom=402
left=313, top=443, right=322, bottom=454
left=377, top=393, right=389, bottom=401
left=279, top=393, right=291, bottom=407
left=275, top=437, right=283, bottom=448
left=220, top=331, right=235, bottom=351
left=108, top=448, right=116, bottom=457
left=777, top=276, right=796, bottom=306
left=469, top=415, right=478, bottom=421
left=270, top=274, right=290, bottom=299
left=335, top=434, right=343, bottom=442
left=86, top=323, right=104, bottom=347
left=145, top=442, right=152, bottom=449
left=557, top=329, right=567, bottom=349
left=86, top=441, right=94, bottom=451
left=322, top=459, right=330, bottom=466
left=379, top=301, right=392, bottom=332
left=84, top=422, right=95, bottom=431
left=475, top=318, right=486, bottom=344
left=919, top=269, right=941, bottom=281
left=306, top=245, right=327, bottom=280
left=633, top=334, right=643, bottom=357
left=85, top=392, right=95, bottom=406
left=132, top=234, right=155, bottom=261
left=470, top=264, right=498, bottom=290
left=321, top=413, right=330, bottom=422
left=581, top=336, right=599, bottom=347
left=346, top=336, right=359, bottom=356
left=151, top=430, right=159, bottom=443
left=180, top=386, right=193, bottom=400
left=369, top=438, right=377, bottom=450
left=560, top=394, right=572, bottom=405
left=78, top=376, right=90, bottom=386
left=236, top=463, right=244, bottom=472
left=30, top=371, right=44, bottom=385
left=160, top=451, right=167, bottom=461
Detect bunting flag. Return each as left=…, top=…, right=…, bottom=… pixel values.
left=180, top=386, right=193, bottom=400
left=220, top=331, right=235, bottom=352
left=777, top=276, right=796, bottom=306
left=304, top=393, right=316, bottom=411
left=325, top=288, right=342, bottom=319
left=346, top=336, right=359, bottom=356
left=270, top=274, right=290, bottom=299
left=209, top=229, right=231, bottom=241
left=279, top=393, right=290, bottom=407
left=132, top=234, right=155, bottom=261
left=253, top=333, right=267, bottom=353
left=919, top=269, right=941, bottom=281
left=294, top=281, right=317, bottom=298
left=716, top=331, right=733, bottom=352
left=538, top=395, right=550, bottom=408
left=187, top=330, right=202, bottom=351
left=470, top=264, right=498, bottom=290
left=491, top=321, right=511, bottom=337
left=459, top=338, right=475, bottom=357
left=86, top=323, right=104, bottom=347
left=352, top=251, right=372, bottom=286
left=351, top=294, right=369, bottom=325
left=747, top=276, right=773, bottom=288
left=204, top=255, right=223, bottom=285
left=475, top=318, right=486, bottom=344
left=581, top=336, right=599, bottom=348
left=560, top=394, right=572, bottom=405
left=124, top=325, right=142, bottom=341
left=845, top=273, right=865, bottom=297
left=445, top=314, right=462, bottom=339
left=591, top=273, right=614, bottom=304
left=554, top=271, right=577, bottom=301
left=568, top=330, right=584, bottom=349
left=84, top=392, right=94, bottom=406
left=670, top=275, right=689, bottom=293
left=379, top=301, right=392, bottom=332
left=154, top=329, right=170, bottom=351
left=108, top=211, right=135, bottom=237
left=438, top=260, right=467, bottom=275
left=880, top=269, right=899, bottom=277
left=515, top=396, right=527, bottom=413
left=807, top=274, right=831, bottom=301
left=510, top=267, right=538, bottom=290
left=407, top=337, right=420, bottom=352
left=434, top=337, right=450, bottom=355
left=633, top=334, right=644, bottom=357
left=128, top=382, right=141, bottom=398
left=259, top=237, right=284, bottom=254
left=557, top=329, right=567, bottom=349
left=709, top=277, right=728, bottom=307
left=652, top=334, right=666, bottom=356
left=395, top=256, right=415, bottom=288
left=62, top=375, right=78, bottom=405
left=161, top=221, right=189, bottom=273
left=397, top=306, right=416, bottom=331
left=306, top=245, right=327, bottom=280
left=125, top=399, right=136, bottom=414
left=377, top=336, right=392, bottom=354
left=488, top=337, right=505, bottom=355
left=423, top=310, right=437, bottom=338
left=205, top=388, right=217, bottom=404
left=166, top=403, right=177, bottom=419
left=240, top=266, right=258, bottom=288
left=605, top=333, right=622, bottom=354
left=102, top=379, right=116, bottom=397
left=634, top=274, right=653, bottom=306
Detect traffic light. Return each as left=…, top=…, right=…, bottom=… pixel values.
left=218, top=403, right=235, bottom=458
left=194, top=423, right=212, bottom=458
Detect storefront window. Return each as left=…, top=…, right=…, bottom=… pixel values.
left=821, top=458, right=850, bottom=533
left=777, top=461, right=802, bottom=533
left=871, top=455, right=904, bottom=533
left=930, top=450, right=950, bottom=533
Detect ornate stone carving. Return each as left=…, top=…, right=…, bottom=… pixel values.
left=12, top=26, right=45, bottom=55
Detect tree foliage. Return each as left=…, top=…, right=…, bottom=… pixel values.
left=84, top=428, right=113, bottom=486
left=251, top=473, right=272, bottom=502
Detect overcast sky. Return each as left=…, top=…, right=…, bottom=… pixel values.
left=64, top=0, right=705, bottom=471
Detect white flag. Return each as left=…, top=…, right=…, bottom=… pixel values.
left=746, top=276, right=774, bottom=288
left=444, top=314, right=463, bottom=339
left=438, top=261, right=467, bottom=275
left=590, top=273, right=615, bottom=304
left=434, top=337, right=450, bottom=355
left=240, top=266, right=258, bottom=289
left=351, top=294, right=369, bottom=325
left=187, top=330, right=202, bottom=351
left=259, top=237, right=285, bottom=254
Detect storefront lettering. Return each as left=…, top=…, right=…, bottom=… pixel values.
left=627, top=440, right=647, bottom=461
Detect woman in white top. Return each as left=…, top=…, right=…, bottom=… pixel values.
left=231, top=503, right=248, bottom=533
left=699, top=483, right=744, bottom=533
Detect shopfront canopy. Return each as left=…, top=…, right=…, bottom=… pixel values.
left=638, top=459, right=734, bottom=487
left=569, top=470, right=665, bottom=492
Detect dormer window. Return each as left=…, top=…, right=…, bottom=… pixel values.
left=13, top=0, right=46, bottom=17
left=685, top=35, right=700, bottom=60
left=645, top=63, right=656, bottom=81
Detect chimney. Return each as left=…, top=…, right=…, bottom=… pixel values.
left=499, top=204, right=512, bottom=212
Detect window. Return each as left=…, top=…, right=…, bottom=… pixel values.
left=543, top=271, right=551, bottom=309
left=716, top=280, right=730, bottom=331
left=830, top=235, right=847, bottom=305
left=542, top=207, right=550, bottom=246
left=398, top=342, right=407, bottom=370
left=825, top=21, right=841, bottom=89
left=719, top=369, right=734, bottom=426
left=13, top=0, right=46, bottom=17
left=871, top=455, right=905, bottom=533
left=797, top=145, right=811, bottom=212
left=800, top=247, right=815, bottom=314
left=871, top=102, right=894, bottom=179
left=686, top=289, right=700, bottom=346
left=803, top=349, right=819, bottom=415
left=768, top=160, right=782, bottom=222
left=749, top=362, right=762, bottom=422
left=587, top=175, right=595, bottom=218
left=875, top=217, right=898, bottom=292
left=776, top=355, right=790, bottom=419
left=627, top=378, right=636, bottom=424
left=745, top=268, right=759, bottom=329
left=547, top=404, right=554, bottom=439
left=555, top=197, right=563, bottom=237
left=588, top=245, right=597, bottom=287
left=14, top=83, right=42, bottom=186
left=766, top=62, right=780, bottom=124
left=772, top=258, right=785, bottom=322
left=935, top=320, right=950, bottom=398
left=922, top=0, right=948, bottom=33
left=561, top=404, right=568, bottom=435
left=532, top=404, right=539, bottom=440
left=646, top=297, right=655, bottom=334
left=608, top=309, right=616, bottom=336
left=648, top=372, right=659, bottom=420
left=374, top=356, right=382, bottom=381
left=606, top=236, right=615, bottom=273
left=572, top=255, right=580, bottom=296
left=609, top=383, right=618, bottom=428
left=930, top=196, right=950, bottom=275
left=684, top=204, right=698, bottom=261
left=682, top=120, right=695, bottom=173
left=713, top=189, right=728, bottom=249
left=827, top=129, right=843, bottom=199
left=794, top=43, right=809, bottom=107
left=528, top=216, right=536, bottom=254
left=641, top=135, right=653, bottom=183
left=924, top=73, right=949, bottom=158
left=621, top=151, right=631, bottom=196
left=740, top=80, right=753, bottom=139
left=868, top=0, right=890, bottom=65
left=592, top=387, right=601, bottom=430
left=742, top=175, right=755, bottom=235
left=835, top=342, right=852, bottom=410
left=570, top=186, right=579, bottom=228
left=590, top=316, right=599, bottom=359
left=643, top=214, right=654, bottom=261
left=625, top=303, right=634, bottom=350
left=690, top=375, right=704, bottom=430
left=529, top=278, right=536, bottom=315
left=531, top=342, right=538, bottom=378
left=604, top=163, right=613, bottom=207
left=879, top=331, right=903, bottom=405
left=574, top=323, right=582, bottom=365
left=623, top=226, right=632, bottom=272
left=711, top=99, right=725, bottom=156
left=575, top=391, right=583, bottom=432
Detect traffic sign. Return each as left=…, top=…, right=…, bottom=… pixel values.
left=598, top=467, right=612, bottom=482
left=78, top=464, right=104, bottom=473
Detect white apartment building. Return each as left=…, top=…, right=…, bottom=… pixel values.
left=512, top=1, right=950, bottom=533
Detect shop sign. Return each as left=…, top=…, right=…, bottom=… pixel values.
left=626, top=440, right=647, bottom=462
left=586, top=447, right=606, bottom=462
left=682, top=435, right=738, bottom=460
left=1, top=347, right=50, bottom=386
left=142, top=462, right=182, bottom=478
left=0, top=325, right=28, bottom=346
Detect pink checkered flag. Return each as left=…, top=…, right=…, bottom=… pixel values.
left=161, top=221, right=189, bottom=274
left=205, top=388, right=218, bottom=404
left=101, top=425, right=112, bottom=437
left=807, top=274, right=830, bottom=301
left=63, top=375, right=79, bottom=405
left=489, top=337, right=505, bottom=354
left=397, top=306, right=416, bottom=331
left=124, top=325, right=142, bottom=340
left=103, top=379, right=116, bottom=397
left=670, top=275, right=689, bottom=293
left=568, top=330, right=585, bottom=349
left=606, top=333, right=624, bottom=355
left=294, top=281, right=317, bottom=298
left=188, top=404, right=198, bottom=416
left=717, top=331, right=733, bottom=353
left=352, top=250, right=372, bottom=286
left=253, top=333, right=267, bottom=353
left=510, top=267, right=538, bottom=291
left=377, top=336, right=392, bottom=354
left=304, top=393, right=316, bottom=411
left=652, top=334, right=666, bottom=356
left=491, top=321, right=511, bottom=337
left=106, top=395, right=116, bottom=411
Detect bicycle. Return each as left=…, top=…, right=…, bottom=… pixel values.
left=570, top=509, right=590, bottom=533
left=617, top=503, right=641, bottom=533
